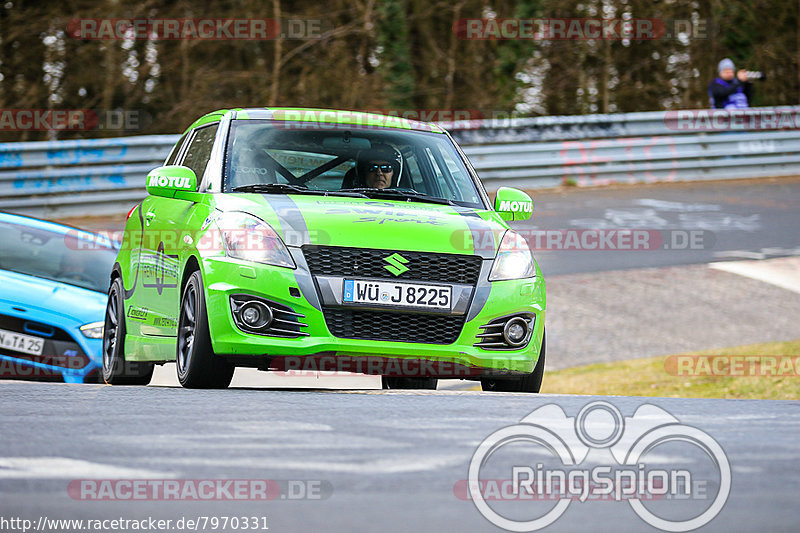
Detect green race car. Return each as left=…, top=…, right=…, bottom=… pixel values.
left=103, top=108, right=546, bottom=391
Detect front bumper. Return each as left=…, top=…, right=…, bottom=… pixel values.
left=0, top=306, right=102, bottom=383
left=201, top=253, right=546, bottom=376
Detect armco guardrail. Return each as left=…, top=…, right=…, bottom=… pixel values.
left=0, top=135, right=178, bottom=218
left=2, top=108, right=800, bottom=218
left=460, top=129, right=800, bottom=190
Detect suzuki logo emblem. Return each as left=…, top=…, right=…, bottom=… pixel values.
left=383, top=253, right=409, bottom=276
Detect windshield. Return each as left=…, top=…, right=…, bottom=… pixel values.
left=224, top=120, right=485, bottom=208
left=0, top=220, right=118, bottom=293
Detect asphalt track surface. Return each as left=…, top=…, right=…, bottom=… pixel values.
left=0, top=382, right=799, bottom=532
left=520, top=176, right=800, bottom=276
left=1, top=178, right=798, bottom=532
left=516, top=177, right=800, bottom=368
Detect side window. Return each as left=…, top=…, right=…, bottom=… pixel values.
left=425, top=147, right=455, bottom=199
left=164, top=131, right=189, bottom=166
left=180, top=124, right=219, bottom=179
left=404, top=152, right=429, bottom=194
left=435, top=144, right=480, bottom=204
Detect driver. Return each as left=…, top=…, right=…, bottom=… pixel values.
left=355, top=144, right=403, bottom=189
left=57, top=252, right=91, bottom=283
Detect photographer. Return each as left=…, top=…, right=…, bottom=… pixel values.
left=708, top=58, right=753, bottom=109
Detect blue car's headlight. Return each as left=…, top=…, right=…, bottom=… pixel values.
left=80, top=321, right=105, bottom=339
left=215, top=211, right=296, bottom=269
left=489, top=230, right=535, bottom=281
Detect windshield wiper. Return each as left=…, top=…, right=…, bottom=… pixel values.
left=233, top=183, right=313, bottom=194
left=232, top=183, right=368, bottom=198
left=340, top=187, right=456, bottom=205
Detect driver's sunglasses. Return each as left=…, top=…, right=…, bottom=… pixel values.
left=367, top=164, right=393, bottom=173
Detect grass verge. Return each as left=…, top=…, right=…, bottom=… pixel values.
left=544, top=340, right=800, bottom=400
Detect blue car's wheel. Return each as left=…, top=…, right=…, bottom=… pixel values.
left=102, top=277, right=153, bottom=385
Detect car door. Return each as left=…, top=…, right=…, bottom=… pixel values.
left=139, top=123, right=219, bottom=336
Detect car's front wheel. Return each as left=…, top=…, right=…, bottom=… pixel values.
left=481, top=330, right=546, bottom=393
left=177, top=270, right=235, bottom=389
left=382, top=377, right=438, bottom=390
left=102, top=277, right=154, bottom=385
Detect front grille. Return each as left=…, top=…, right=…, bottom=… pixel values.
left=0, top=314, right=75, bottom=342
left=303, top=245, right=483, bottom=284
left=0, top=313, right=90, bottom=375
left=322, top=307, right=464, bottom=344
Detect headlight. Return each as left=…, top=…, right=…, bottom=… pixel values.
left=489, top=230, right=535, bottom=281
left=80, top=321, right=105, bottom=339
left=215, top=211, right=295, bottom=268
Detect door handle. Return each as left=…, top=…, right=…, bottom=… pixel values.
left=144, top=212, right=156, bottom=226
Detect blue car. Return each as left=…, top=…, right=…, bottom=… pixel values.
left=0, top=212, right=118, bottom=383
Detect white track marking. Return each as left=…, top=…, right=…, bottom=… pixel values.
left=710, top=256, right=800, bottom=294
left=0, top=457, right=171, bottom=479
left=148, top=454, right=464, bottom=474
left=149, top=364, right=381, bottom=389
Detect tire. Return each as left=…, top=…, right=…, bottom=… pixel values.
left=481, top=330, right=546, bottom=393
left=177, top=270, right=235, bottom=389
left=102, top=277, right=154, bottom=385
left=382, top=377, right=438, bottom=390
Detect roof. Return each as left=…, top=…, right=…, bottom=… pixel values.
left=187, top=107, right=446, bottom=134
left=0, top=211, right=112, bottom=241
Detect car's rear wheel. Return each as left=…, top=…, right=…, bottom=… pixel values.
left=481, top=330, right=546, bottom=393
left=177, top=270, right=235, bottom=389
left=102, top=277, right=154, bottom=385
left=382, top=377, right=438, bottom=390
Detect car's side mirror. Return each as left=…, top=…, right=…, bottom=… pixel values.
left=146, top=165, right=198, bottom=199
left=494, top=187, right=533, bottom=221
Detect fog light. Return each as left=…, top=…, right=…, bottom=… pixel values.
left=239, top=301, right=273, bottom=329
left=503, top=317, right=529, bottom=346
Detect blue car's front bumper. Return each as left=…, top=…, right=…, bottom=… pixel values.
left=0, top=302, right=103, bottom=384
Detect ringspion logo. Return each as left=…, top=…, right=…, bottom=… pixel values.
left=459, top=401, right=730, bottom=531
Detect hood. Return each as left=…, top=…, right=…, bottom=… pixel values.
left=0, top=269, right=107, bottom=326
left=212, top=193, right=508, bottom=258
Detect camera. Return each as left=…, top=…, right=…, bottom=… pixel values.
left=745, top=70, right=766, bottom=81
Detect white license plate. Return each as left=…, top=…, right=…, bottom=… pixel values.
left=0, top=328, right=45, bottom=356
left=343, top=279, right=452, bottom=310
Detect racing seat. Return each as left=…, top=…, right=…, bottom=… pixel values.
left=229, top=148, right=279, bottom=189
